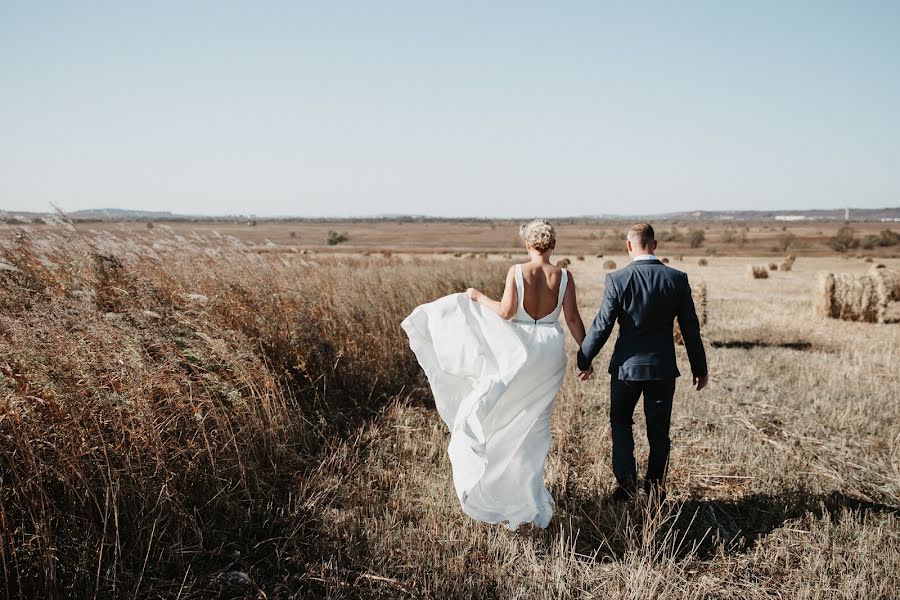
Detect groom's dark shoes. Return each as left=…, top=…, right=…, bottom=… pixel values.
left=610, top=485, right=636, bottom=503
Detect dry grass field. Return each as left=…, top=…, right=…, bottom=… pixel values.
left=9, top=217, right=900, bottom=258
left=1, top=222, right=899, bottom=599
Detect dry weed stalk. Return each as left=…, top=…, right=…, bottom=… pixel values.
left=749, top=266, right=769, bottom=279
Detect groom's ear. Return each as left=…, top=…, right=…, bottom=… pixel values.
left=650, top=240, right=658, bottom=253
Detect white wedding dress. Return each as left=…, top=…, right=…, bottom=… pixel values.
left=401, top=264, right=568, bottom=529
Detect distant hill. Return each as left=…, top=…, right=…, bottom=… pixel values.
left=68, top=208, right=187, bottom=220
left=3, top=206, right=900, bottom=223
left=646, top=208, right=900, bottom=221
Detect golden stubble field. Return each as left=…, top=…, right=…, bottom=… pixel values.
left=0, top=224, right=898, bottom=598
left=329, top=252, right=900, bottom=598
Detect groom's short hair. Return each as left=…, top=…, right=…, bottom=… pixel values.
left=627, top=223, right=655, bottom=248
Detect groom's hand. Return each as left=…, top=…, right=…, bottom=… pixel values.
left=577, top=366, right=593, bottom=381
left=693, top=374, right=709, bottom=391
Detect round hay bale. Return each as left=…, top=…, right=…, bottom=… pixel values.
left=661, top=257, right=670, bottom=264
left=595, top=253, right=604, bottom=258
left=675, top=255, right=684, bottom=262
left=693, top=282, right=708, bottom=326
left=674, top=281, right=707, bottom=344
left=576, top=255, right=585, bottom=261
left=871, top=266, right=900, bottom=302
left=698, top=258, right=708, bottom=266
left=603, top=260, right=617, bottom=270
left=815, top=271, right=881, bottom=322
left=864, top=256, right=873, bottom=263
left=557, top=258, right=571, bottom=268
left=749, top=265, right=769, bottom=279
left=768, top=263, right=778, bottom=270
left=815, top=272, right=837, bottom=319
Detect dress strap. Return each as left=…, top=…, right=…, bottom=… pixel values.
left=514, top=264, right=524, bottom=307
left=556, top=269, right=568, bottom=309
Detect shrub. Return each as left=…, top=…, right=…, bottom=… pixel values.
left=659, top=230, right=683, bottom=243
left=720, top=229, right=747, bottom=246
left=327, top=230, right=349, bottom=245
left=879, top=229, right=899, bottom=246
left=862, top=235, right=880, bottom=250
left=776, top=232, right=796, bottom=252
left=687, top=229, right=706, bottom=248
left=828, top=227, right=859, bottom=253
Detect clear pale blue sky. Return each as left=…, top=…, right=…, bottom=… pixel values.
left=2, top=2, right=899, bottom=217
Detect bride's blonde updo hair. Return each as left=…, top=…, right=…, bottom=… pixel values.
left=519, top=219, right=556, bottom=254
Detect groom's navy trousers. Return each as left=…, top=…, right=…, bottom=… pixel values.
left=577, top=258, right=707, bottom=492
left=609, top=375, right=676, bottom=490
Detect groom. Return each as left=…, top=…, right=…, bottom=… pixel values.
left=577, top=223, right=708, bottom=502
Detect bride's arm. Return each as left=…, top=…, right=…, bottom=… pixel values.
left=466, top=266, right=517, bottom=319
left=562, top=275, right=587, bottom=346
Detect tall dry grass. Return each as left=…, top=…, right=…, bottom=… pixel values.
left=0, top=226, right=505, bottom=598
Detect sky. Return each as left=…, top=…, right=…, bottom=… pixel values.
left=2, top=2, right=899, bottom=218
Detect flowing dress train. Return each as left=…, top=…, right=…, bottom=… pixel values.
left=401, top=265, right=568, bottom=529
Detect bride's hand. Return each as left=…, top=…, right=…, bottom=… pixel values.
left=577, top=366, right=593, bottom=381
left=466, top=288, right=482, bottom=302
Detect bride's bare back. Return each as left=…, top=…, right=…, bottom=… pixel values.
left=519, top=263, right=564, bottom=321
left=464, top=220, right=588, bottom=379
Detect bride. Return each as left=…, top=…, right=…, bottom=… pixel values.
left=401, top=219, right=590, bottom=530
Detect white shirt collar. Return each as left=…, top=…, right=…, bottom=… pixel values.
left=632, top=254, right=657, bottom=261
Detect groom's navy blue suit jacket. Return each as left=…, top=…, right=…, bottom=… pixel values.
left=577, top=258, right=707, bottom=381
